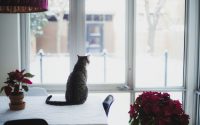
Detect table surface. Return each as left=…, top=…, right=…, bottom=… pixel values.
left=0, top=95, right=108, bottom=125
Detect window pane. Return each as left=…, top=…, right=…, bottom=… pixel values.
left=30, top=0, right=70, bottom=84
left=135, top=0, right=185, bottom=87
left=85, top=0, right=126, bottom=84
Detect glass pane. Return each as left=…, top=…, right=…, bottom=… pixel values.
left=85, top=0, right=126, bottom=84
left=30, top=0, right=70, bottom=84
left=135, top=0, right=185, bottom=87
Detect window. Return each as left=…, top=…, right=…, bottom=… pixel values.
left=135, top=0, right=185, bottom=88
left=21, top=0, right=192, bottom=124
left=29, top=0, right=70, bottom=84
left=25, top=1, right=127, bottom=123
left=28, top=0, right=126, bottom=86
left=134, top=0, right=185, bottom=102
left=85, top=0, right=126, bottom=84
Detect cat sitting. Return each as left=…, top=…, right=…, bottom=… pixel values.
left=46, top=55, right=89, bottom=106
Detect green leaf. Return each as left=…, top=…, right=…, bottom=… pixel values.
left=4, top=80, right=15, bottom=86
left=23, top=73, right=34, bottom=78
left=0, top=86, right=5, bottom=93
left=132, top=118, right=139, bottom=125
left=22, top=85, right=29, bottom=92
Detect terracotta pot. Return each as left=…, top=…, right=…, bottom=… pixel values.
left=9, top=92, right=25, bottom=111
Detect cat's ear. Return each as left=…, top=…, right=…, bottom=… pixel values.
left=86, top=54, right=90, bottom=58
left=86, top=55, right=90, bottom=63
left=85, top=53, right=90, bottom=57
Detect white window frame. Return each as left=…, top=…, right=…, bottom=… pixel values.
left=184, top=0, right=199, bottom=124
left=195, top=0, right=200, bottom=125
left=20, top=0, right=199, bottom=124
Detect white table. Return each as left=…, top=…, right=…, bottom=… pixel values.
left=0, top=95, right=108, bottom=125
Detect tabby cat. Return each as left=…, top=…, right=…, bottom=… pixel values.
left=46, top=55, right=89, bottom=106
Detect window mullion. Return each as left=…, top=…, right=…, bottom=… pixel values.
left=184, top=0, right=199, bottom=124
left=69, top=0, right=85, bottom=71
left=20, top=13, right=30, bottom=71
left=126, top=0, right=135, bottom=90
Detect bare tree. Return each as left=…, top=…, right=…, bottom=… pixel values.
left=49, top=0, right=69, bottom=53
left=144, top=0, right=166, bottom=53
left=30, top=13, right=48, bottom=36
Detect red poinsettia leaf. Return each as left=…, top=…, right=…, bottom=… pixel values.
left=23, top=73, right=34, bottom=78
left=4, top=86, right=12, bottom=96
left=8, top=72, right=16, bottom=80
left=21, top=78, right=32, bottom=84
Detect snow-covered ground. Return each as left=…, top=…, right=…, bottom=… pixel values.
left=30, top=55, right=125, bottom=84
left=30, top=54, right=183, bottom=87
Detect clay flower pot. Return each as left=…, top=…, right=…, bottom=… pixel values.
left=9, top=92, right=25, bottom=111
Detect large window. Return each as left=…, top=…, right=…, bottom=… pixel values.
left=22, top=0, right=190, bottom=124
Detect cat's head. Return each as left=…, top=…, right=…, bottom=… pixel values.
left=77, top=55, right=90, bottom=64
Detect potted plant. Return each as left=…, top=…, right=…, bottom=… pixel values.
left=128, top=91, right=189, bottom=125
left=0, top=69, right=34, bottom=111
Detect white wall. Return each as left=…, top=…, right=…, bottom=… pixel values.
left=0, top=14, right=21, bottom=95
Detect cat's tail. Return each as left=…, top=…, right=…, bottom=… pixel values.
left=45, top=95, right=71, bottom=106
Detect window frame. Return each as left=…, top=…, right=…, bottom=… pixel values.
left=184, top=0, right=199, bottom=124
left=195, top=0, right=200, bottom=124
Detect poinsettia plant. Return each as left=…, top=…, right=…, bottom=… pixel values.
left=0, top=69, right=34, bottom=96
left=129, top=91, right=189, bottom=125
